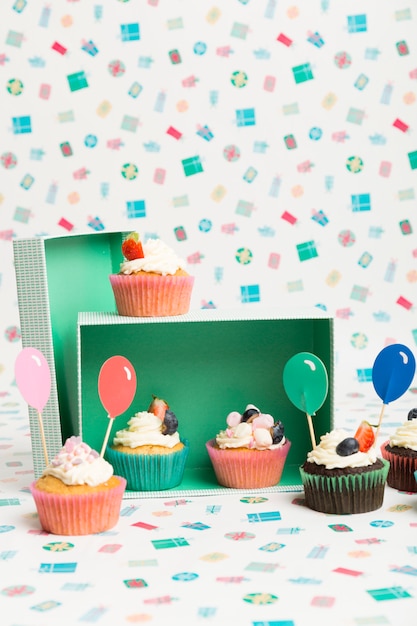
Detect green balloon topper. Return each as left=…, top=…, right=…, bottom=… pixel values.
left=283, top=352, right=329, bottom=448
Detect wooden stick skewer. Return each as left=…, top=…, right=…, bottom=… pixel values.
left=100, top=417, right=113, bottom=458
left=374, top=403, right=387, bottom=443
left=306, top=413, right=316, bottom=449
left=37, top=410, right=49, bottom=466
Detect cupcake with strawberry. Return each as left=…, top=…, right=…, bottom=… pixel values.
left=105, top=395, right=189, bottom=491
left=300, top=420, right=389, bottom=514
left=109, top=232, right=194, bottom=317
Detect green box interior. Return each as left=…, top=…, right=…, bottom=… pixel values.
left=78, top=312, right=334, bottom=497
left=44, top=232, right=125, bottom=442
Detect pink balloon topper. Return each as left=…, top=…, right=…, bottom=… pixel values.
left=15, top=347, right=51, bottom=413
left=15, top=347, right=51, bottom=465
left=98, top=355, right=137, bottom=456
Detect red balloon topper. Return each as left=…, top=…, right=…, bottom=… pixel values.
left=98, top=356, right=137, bottom=419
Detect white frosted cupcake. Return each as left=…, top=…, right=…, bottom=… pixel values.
left=105, top=396, right=189, bottom=491
left=109, top=234, right=194, bottom=317
left=300, top=428, right=389, bottom=514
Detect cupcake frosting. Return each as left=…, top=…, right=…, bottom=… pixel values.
left=389, top=420, right=417, bottom=451
left=307, top=429, right=378, bottom=469
left=120, top=238, right=186, bottom=276
left=216, top=410, right=286, bottom=451
left=113, top=411, right=181, bottom=448
left=43, top=436, right=113, bottom=486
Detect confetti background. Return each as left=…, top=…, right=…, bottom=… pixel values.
left=1, top=0, right=417, bottom=392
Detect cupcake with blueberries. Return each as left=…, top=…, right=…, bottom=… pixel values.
left=380, top=407, right=417, bottom=493
left=205, top=404, right=291, bottom=489
left=105, top=395, right=189, bottom=491
left=300, top=420, right=390, bottom=514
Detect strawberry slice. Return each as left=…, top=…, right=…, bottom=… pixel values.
left=148, top=395, right=169, bottom=421
left=354, top=420, right=375, bottom=452
left=122, top=232, right=144, bottom=260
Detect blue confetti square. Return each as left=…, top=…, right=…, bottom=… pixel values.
left=240, top=284, right=260, bottom=303
left=247, top=511, right=281, bottom=523
left=126, top=200, right=146, bottom=218
left=347, top=14, right=367, bottom=33
left=236, top=108, right=256, bottom=127
left=351, top=193, right=371, bottom=212
left=121, top=23, right=140, bottom=41
left=356, top=368, right=373, bottom=382
left=12, top=115, right=32, bottom=134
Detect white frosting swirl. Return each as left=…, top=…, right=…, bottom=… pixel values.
left=113, top=411, right=180, bottom=448
left=120, top=238, right=186, bottom=276
left=42, top=436, right=113, bottom=486
left=389, top=420, right=417, bottom=451
left=307, top=429, right=377, bottom=469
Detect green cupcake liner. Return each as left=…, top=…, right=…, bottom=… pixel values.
left=299, top=458, right=390, bottom=515
left=105, top=440, right=189, bottom=491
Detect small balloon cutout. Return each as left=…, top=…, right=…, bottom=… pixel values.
left=372, top=344, right=416, bottom=405
left=15, top=347, right=51, bottom=413
left=98, top=356, right=137, bottom=419
left=372, top=343, right=416, bottom=439
left=283, top=352, right=329, bottom=416
left=15, top=347, right=51, bottom=465
left=98, top=356, right=137, bottom=457
left=283, top=352, right=329, bottom=449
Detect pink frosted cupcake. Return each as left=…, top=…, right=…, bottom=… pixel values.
left=380, top=408, right=417, bottom=492
left=206, top=404, right=291, bottom=489
left=30, top=436, right=126, bottom=535
left=109, top=232, right=194, bottom=317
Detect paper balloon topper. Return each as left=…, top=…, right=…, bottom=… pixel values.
left=15, top=347, right=51, bottom=465
left=283, top=352, right=329, bottom=449
left=98, top=355, right=137, bottom=456
left=372, top=343, right=416, bottom=437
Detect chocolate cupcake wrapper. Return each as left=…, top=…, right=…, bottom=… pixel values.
left=381, top=441, right=417, bottom=492
left=299, top=459, right=390, bottom=515
left=205, top=439, right=291, bottom=489
left=109, top=273, right=194, bottom=317
left=30, top=477, right=126, bottom=536
left=105, top=440, right=189, bottom=491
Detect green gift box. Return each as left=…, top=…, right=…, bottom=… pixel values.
left=13, top=232, right=334, bottom=497
left=292, top=62, right=314, bottom=84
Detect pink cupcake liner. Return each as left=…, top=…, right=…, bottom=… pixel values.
left=205, top=439, right=291, bottom=489
left=30, top=477, right=126, bottom=536
left=109, top=273, right=194, bottom=317
left=380, top=441, right=417, bottom=492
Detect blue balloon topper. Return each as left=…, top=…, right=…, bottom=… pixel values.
left=372, top=344, right=416, bottom=404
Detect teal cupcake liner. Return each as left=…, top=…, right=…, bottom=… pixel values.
left=105, top=440, right=189, bottom=491
left=299, top=458, right=390, bottom=514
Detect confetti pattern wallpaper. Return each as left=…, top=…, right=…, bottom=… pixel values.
left=1, top=0, right=417, bottom=391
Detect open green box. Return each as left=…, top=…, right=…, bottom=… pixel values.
left=78, top=309, right=334, bottom=498
left=13, top=231, right=126, bottom=477
left=13, top=231, right=334, bottom=497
